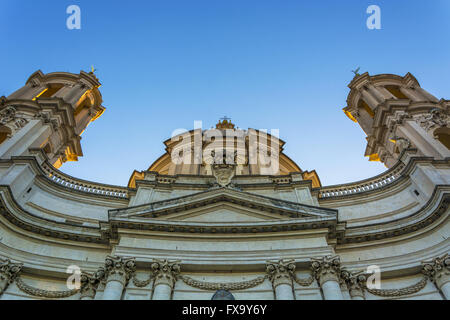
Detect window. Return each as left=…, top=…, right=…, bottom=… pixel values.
left=211, top=290, right=235, bottom=300
left=0, top=126, right=12, bottom=144
left=385, top=85, right=409, bottom=99
left=33, top=84, right=64, bottom=100
left=358, top=99, right=375, bottom=118
left=434, top=128, right=450, bottom=150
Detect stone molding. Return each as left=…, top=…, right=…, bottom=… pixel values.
left=151, top=259, right=181, bottom=289
left=0, top=181, right=448, bottom=248
left=180, top=275, right=267, bottom=291
left=132, top=273, right=154, bottom=288
left=15, top=276, right=79, bottom=299
left=364, top=276, right=428, bottom=298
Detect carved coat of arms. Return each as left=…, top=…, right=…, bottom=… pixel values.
left=212, top=164, right=236, bottom=187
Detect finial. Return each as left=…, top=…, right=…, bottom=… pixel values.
left=352, top=67, right=361, bottom=77
left=90, top=65, right=97, bottom=74
left=216, top=116, right=235, bottom=129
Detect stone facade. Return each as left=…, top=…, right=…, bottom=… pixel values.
left=0, top=70, right=448, bottom=300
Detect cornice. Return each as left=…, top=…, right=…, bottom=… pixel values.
left=109, top=187, right=337, bottom=219
left=0, top=154, right=447, bottom=249
left=339, top=185, right=450, bottom=244
left=0, top=186, right=108, bottom=246
left=133, top=172, right=315, bottom=192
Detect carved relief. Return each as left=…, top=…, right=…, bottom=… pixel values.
left=364, top=276, right=428, bottom=297
left=35, top=112, right=58, bottom=131
left=15, top=276, right=80, bottom=298
left=102, top=256, right=136, bottom=286
left=0, top=106, right=17, bottom=125
left=344, top=272, right=366, bottom=299
left=180, top=275, right=266, bottom=291
left=422, top=253, right=450, bottom=289
left=80, top=272, right=101, bottom=299
left=151, top=259, right=181, bottom=289
left=311, top=256, right=342, bottom=286
left=266, top=259, right=295, bottom=288
left=417, top=108, right=448, bottom=132
left=390, top=136, right=411, bottom=154
left=212, top=164, right=236, bottom=187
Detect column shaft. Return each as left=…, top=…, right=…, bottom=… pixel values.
left=102, top=278, right=125, bottom=300
left=439, top=281, right=450, bottom=300
left=274, top=283, right=294, bottom=300
left=322, top=280, right=344, bottom=300
left=153, top=283, right=172, bottom=300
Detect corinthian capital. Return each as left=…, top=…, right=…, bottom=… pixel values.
left=346, top=272, right=366, bottom=299
left=422, top=254, right=450, bottom=289
left=311, top=255, right=342, bottom=286
left=80, top=272, right=101, bottom=299
left=266, top=259, right=295, bottom=288
left=0, top=259, right=23, bottom=294
left=103, top=256, right=136, bottom=285
left=151, top=259, right=181, bottom=289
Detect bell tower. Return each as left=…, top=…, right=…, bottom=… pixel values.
left=343, top=72, right=450, bottom=167
left=0, top=70, right=105, bottom=168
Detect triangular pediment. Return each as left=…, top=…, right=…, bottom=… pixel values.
left=160, top=203, right=287, bottom=223
left=110, top=187, right=337, bottom=222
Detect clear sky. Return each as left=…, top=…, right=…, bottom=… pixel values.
left=1, top=0, right=449, bottom=186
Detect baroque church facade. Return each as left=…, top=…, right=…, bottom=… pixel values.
left=0, top=70, right=448, bottom=300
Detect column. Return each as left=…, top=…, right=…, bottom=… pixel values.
left=0, top=119, right=50, bottom=159
left=101, top=256, right=136, bottom=300
left=399, top=87, right=423, bottom=102
left=422, top=254, right=450, bottom=300
left=398, top=120, right=449, bottom=158
left=58, top=82, right=88, bottom=106
left=360, top=88, right=379, bottom=110
left=151, top=259, right=180, bottom=300
left=413, top=86, right=439, bottom=103
left=367, top=84, right=386, bottom=103
left=311, top=256, right=344, bottom=300
left=8, top=83, right=46, bottom=100
left=0, top=259, right=22, bottom=297
left=266, top=260, right=295, bottom=300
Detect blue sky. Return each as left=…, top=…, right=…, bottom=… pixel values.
left=1, top=0, right=449, bottom=186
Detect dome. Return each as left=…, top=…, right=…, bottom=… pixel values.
left=128, top=119, right=320, bottom=188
